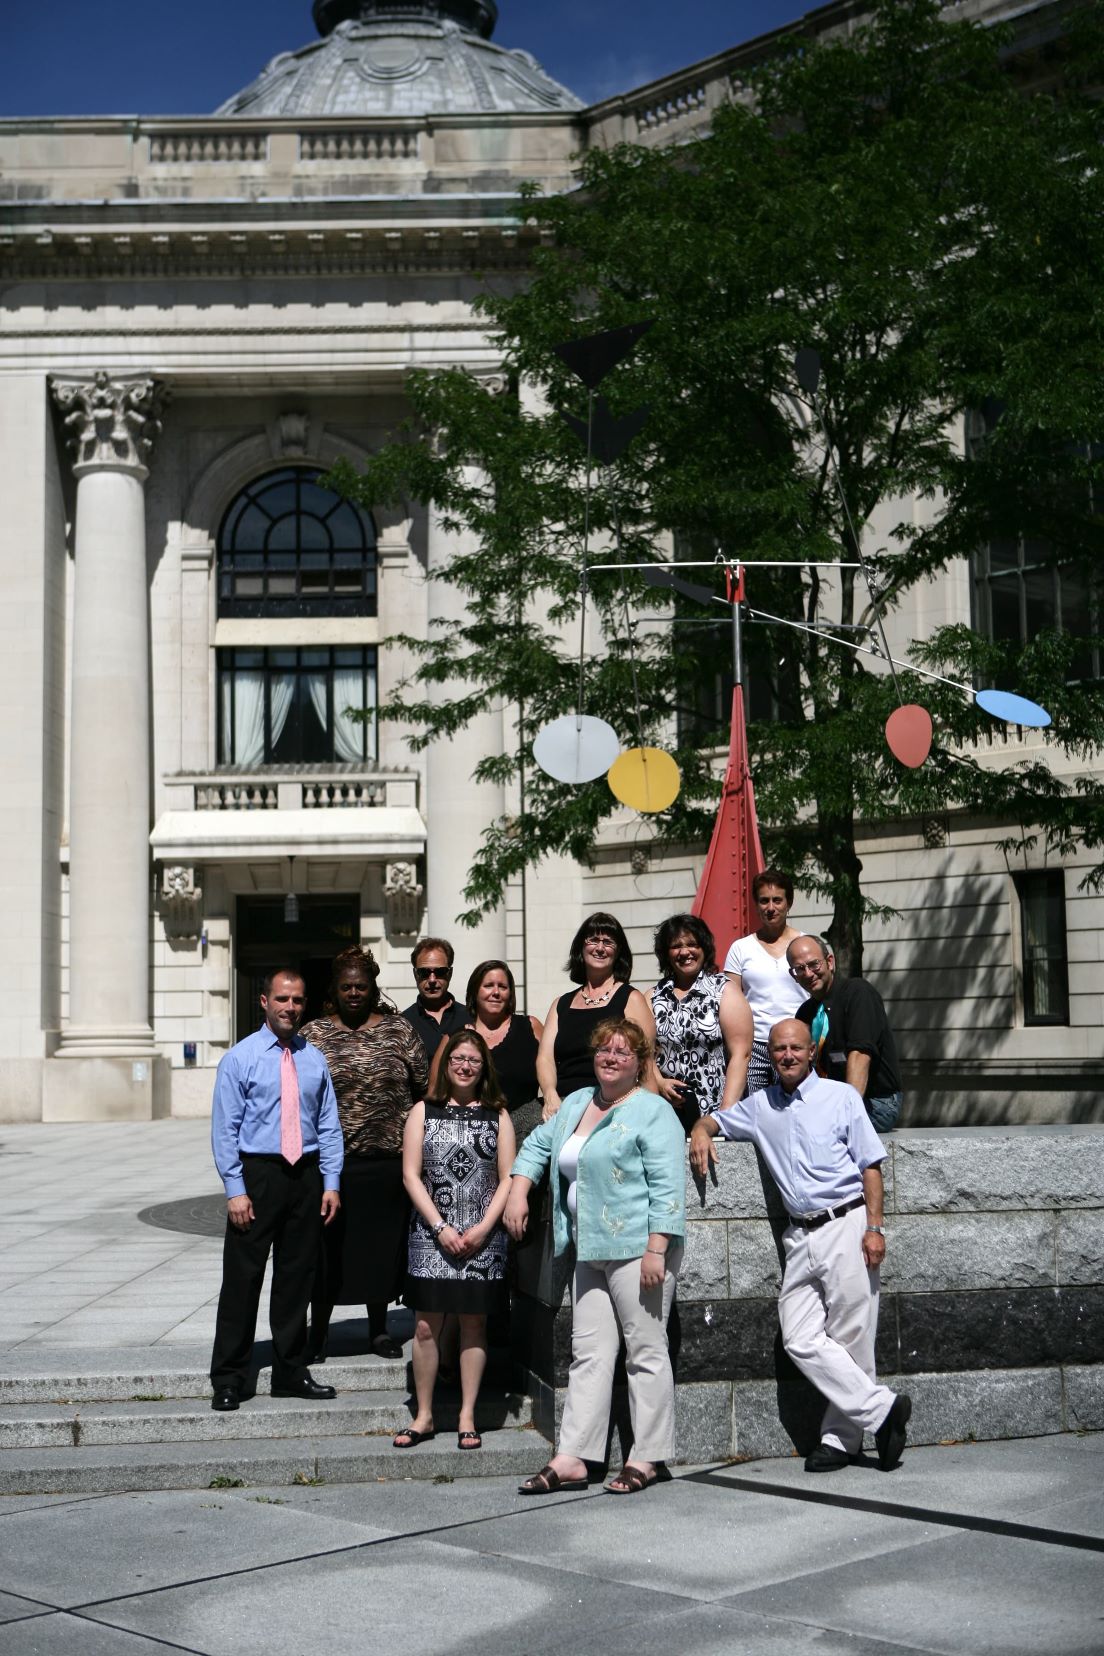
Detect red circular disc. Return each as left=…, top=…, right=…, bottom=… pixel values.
left=885, top=704, right=933, bottom=768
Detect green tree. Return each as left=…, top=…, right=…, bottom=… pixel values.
left=331, top=0, right=1104, bottom=972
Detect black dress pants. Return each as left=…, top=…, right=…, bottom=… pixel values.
left=210, top=1153, right=322, bottom=1392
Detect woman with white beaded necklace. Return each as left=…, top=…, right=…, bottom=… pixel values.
left=535, top=912, right=659, bottom=1121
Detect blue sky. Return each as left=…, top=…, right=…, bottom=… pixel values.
left=2, top=1, right=809, bottom=117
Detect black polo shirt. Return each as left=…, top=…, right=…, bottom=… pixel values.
left=401, top=996, right=470, bottom=1065
left=796, top=976, right=902, bottom=1101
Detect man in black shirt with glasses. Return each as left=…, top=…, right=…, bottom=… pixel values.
left=401, top=935, right=469, bottom=1065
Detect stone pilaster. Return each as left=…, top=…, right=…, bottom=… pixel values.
left=45, top=373, right=169, bottom=1117
left=424, top=489, right=507, bottom=961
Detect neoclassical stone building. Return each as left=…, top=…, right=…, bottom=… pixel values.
left=1, top=0, right=1100, bottom=1123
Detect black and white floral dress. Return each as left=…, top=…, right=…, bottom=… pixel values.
left=405, top=1102, right=508, bottom=1313
left=651, top=971, right=729, bottom=1115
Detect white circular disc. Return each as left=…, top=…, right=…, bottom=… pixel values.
left=532, top=715, right=622, bottom=783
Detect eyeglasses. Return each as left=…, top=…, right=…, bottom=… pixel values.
left=449, top=1055, right=482, bottom=1070
left=595, top=1045, right=635, bottom=1061
left=415, top=965, right=452, bottom=981
left=789, top=960, right=823, bottom=978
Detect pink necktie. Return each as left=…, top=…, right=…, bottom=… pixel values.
left=280, top=1046, right=303, bottom=1165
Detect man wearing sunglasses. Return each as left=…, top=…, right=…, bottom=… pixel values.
left=402, top=935, right=470, bottom=1064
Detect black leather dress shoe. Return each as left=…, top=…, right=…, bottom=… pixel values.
left=271, top=1373, right=337, bottom=1400
left=804, top=1443, right=853, bottom=1473
left=875, top=1393, right=912, bottom=1470
left=211, top=1388, right=240, bottom=1412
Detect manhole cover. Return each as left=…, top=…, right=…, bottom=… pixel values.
left=138, top=1195, right=227, bottom=1237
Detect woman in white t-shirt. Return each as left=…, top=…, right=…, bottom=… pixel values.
left=723, top=868, right=806, bottom=1094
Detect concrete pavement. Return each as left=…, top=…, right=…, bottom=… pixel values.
left=0, top=1122, right=1101, bottom=1654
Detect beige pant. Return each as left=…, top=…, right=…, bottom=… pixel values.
left=780, top=1202, right=895, bottom=1454
left=558, top=1248, right=682, bottom=1464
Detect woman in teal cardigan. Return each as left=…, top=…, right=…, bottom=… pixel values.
left=504, top=1016, right=686, bottom=1495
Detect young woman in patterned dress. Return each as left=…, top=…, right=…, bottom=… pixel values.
left=395, top=1030, right=516, bottom=1450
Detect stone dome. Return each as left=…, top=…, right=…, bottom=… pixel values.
left=217, top=2, right=582, bottom=119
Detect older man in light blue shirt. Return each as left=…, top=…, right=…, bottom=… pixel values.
left=691, top=1018, right=910, bottom=1473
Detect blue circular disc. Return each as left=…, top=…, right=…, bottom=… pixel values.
left=976, top=688, right=1051, bottom=729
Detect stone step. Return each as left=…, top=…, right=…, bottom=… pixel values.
left=0, top=1355, right=407, bottom=1406
left=0, top=1428, right=545, bottom=1495
left=0, top=1389, right=533, bottom=1449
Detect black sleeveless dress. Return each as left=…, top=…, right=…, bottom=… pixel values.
left=552, top=981, right=632, bottom=1097
left=483, top=1015, right=540, bottom=1114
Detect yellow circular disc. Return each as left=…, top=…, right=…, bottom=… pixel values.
left=607, top=747, right=681, bottom=813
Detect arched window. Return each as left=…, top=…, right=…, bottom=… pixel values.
left=217, top=466, right=377, bottom=618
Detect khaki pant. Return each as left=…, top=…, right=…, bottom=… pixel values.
left=780, top=1202, right=895, bottom=1454
left=558, top=1248, right=682, bottom=1464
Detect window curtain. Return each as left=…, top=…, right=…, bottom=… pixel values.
left=221, top=670, right=265, bottom=768
left=269, top=673, right=295, bottom=756
left=220, top=667, right=294, bottom=765
left=309, top=666, right=369, bottom=762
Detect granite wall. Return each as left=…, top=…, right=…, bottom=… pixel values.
left=511, top=1126, right=1104, bottom=1464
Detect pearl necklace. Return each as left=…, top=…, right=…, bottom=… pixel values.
left=597, top=1085, right=639, bottom=1108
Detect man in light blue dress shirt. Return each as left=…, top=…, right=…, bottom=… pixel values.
left=691, top=1018, right=910, bottom=1473
left=209, top=969, right=344, bottom=1411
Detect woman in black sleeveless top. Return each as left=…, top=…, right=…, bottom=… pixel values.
left=536, top=911, right=659, bottom=1119
left=428, top=960, right=543, bottom=1116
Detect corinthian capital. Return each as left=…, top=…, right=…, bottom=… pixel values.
left=51, top=371, right=167, bottom=475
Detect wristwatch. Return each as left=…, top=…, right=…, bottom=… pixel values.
left=865, top=1224, right=886, bottom=1236
left=430, top=1220, right=447, bottom=1239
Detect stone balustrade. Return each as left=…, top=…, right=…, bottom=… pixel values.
left=513, top=1126, right=1104, bottom=1464
left=167, top=768, right=419, bottom=813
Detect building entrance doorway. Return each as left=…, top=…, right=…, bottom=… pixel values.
left=235, top=895, right=360, bottom=1041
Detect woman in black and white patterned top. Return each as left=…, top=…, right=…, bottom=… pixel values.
left=395, top=1030, right=516, bottom=1452
left=650, top=915, right=753, bottom=1125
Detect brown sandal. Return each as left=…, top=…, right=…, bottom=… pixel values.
left=518, top=1462, right=588, bottom=1495
left=606, top=1465, right=656, bottom=1495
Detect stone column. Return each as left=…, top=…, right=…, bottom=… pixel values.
left=424, top=489, right=507, bottom=963
left=44, top=372, right=168, bottom=1119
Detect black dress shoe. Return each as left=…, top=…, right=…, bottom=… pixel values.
left=211, top=1388, right=239, bottom=1412
left=875, top=1393, right=912, bottom=1470
left=804, top=1443, right=853, bottom=1473
left=271, top=1373, right=337, bottom=1400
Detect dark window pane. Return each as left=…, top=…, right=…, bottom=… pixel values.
left=266, top=516, right=297, bottom=552
left=1017, top=870, right=1069, bottom=1026
left=256, top=479, right=296, bottom=519
left=1023, top=568, right=1057, bottom=634
left=299, top=515, right=331, bottom=551
left=989, top=577, right=1022, bottom=643
left=988, top=539, right=1019, bottom=573
left=232, top=506, right=269, bottom=550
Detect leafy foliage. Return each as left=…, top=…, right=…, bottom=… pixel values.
left=330, top=0, right=1104, bottom=967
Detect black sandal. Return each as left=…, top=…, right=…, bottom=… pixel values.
left=392, top=1427, right=436, bottom=1448
left=518, top=1463, right=588, bottom=1495
left=458, top=1430, right=482, bottom=1450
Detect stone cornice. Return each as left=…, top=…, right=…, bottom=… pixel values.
left=0, top=219, right=544, bottom=280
